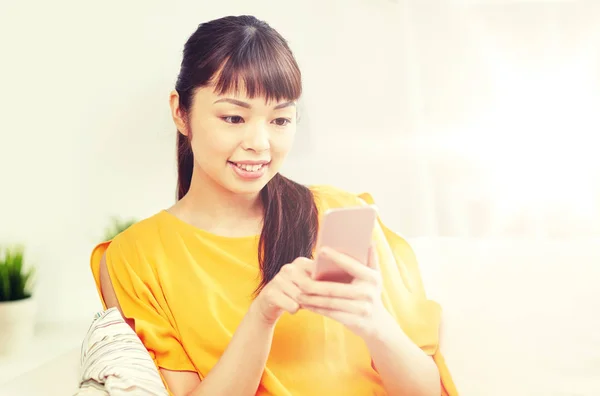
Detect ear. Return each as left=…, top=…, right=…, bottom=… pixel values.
left=169, top=90, right=188, bottom=136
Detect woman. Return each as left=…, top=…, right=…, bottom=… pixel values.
left=90, top=15, right=457, bottom=396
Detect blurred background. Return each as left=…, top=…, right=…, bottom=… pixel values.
left=1, top=0, right=599, bottom=394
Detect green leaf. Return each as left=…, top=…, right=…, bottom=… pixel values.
left=0, top=245, right=34, bottom=302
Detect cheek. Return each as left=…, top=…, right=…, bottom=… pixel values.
left=194, top=135, right=235, bottom=155
left=271, top=129, right=296, bottom=156
left=189, top=122, right=238, bottom=159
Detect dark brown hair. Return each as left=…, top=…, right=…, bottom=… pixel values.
left=175, top=15, right=318, bottom=292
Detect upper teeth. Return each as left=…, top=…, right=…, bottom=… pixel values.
left=235, top=163, right=264, bottom=172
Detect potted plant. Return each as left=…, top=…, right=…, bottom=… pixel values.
left=0, top=245, right=36, bottom=355
left=103, top=217, right=137, bottom=242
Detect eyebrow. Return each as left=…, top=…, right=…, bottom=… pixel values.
left=273, top=101, right=296, bottom=110
left=213, top=98, right=296, bottom=110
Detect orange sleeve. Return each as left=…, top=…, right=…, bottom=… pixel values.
left=92, top=235, right=196, bottom=373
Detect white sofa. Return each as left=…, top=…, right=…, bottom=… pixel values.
left=1, top=237, right=599, bottom=395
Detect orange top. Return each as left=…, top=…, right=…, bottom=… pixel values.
left=90, top=185, right=457, bottom=396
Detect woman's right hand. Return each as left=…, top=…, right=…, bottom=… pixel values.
left=250, top=257, right=315, bottom=326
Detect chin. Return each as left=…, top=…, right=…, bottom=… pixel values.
left=227, top=183, right=266, bottom=196
left=224, top=174, right=275, bottom=196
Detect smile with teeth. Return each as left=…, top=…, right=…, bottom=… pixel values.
left=231, top=162, right=268, bottom=172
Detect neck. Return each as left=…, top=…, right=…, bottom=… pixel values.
left=172, top=166, right=264, bottom=236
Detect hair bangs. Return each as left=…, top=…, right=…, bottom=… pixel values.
left=212, top=30, right=302, bottom=103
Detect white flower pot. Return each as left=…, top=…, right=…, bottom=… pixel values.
left=0, top=297, right=37, bottom=355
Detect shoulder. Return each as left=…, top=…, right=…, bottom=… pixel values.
left=309, top=184, right=412, bottom=250
left=309, top=184, right=369, bottom=213
left=91, top=212, right=165, bottom=298
left=108, top=212, right=164, bottom=247
left=99, top=212, right=167, bottom=269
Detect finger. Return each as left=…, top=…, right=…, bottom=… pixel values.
left=281, top=263, right=315, bottom=292
left=319, top=247, right=377, bottom=283
left=298, top=295, right=371, bottom=316
left=276, top=267, right=305, bottom=300
left=296, top=278, right=371, bottom=300
left=274, top=290, right=301, bottom=314
left=366, top=243, right=380, bottom=271
left=302, top=305, right=358, bottom=327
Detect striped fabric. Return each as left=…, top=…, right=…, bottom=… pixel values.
left=74, top=308, right=169, bottom=396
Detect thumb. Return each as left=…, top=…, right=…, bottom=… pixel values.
left=293, top=256, right=316, bottom=275
left=367, top=242, right=380, bottom=271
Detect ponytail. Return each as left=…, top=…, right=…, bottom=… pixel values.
left=257, top=174, right=318, bottom=293
left=176, top=132, right=194, bottom=200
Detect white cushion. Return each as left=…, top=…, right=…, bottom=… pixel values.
left=75, top=308, right=167, bottom=395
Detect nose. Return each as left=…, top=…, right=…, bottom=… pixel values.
left=242, top=123, right=270, bottom=153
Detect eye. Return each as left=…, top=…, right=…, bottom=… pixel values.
left=272, top=118, right=292, bottom=127
left=222, top=116, right=244, bottom=124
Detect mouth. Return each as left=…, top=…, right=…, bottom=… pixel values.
left=227, top=161, right=270, bottom=173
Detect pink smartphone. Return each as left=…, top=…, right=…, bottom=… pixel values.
left=312, top=205, right=378, bottom=283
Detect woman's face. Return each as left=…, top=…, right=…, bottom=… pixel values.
left=170, top=85, right=297, bottom=196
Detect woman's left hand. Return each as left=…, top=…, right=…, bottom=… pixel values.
left=296, top=245, right=391, bottom=340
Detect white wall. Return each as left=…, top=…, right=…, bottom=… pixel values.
left=1, top=0, right=599, bottom=323
left=0, top=0, right=414, bottom=323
